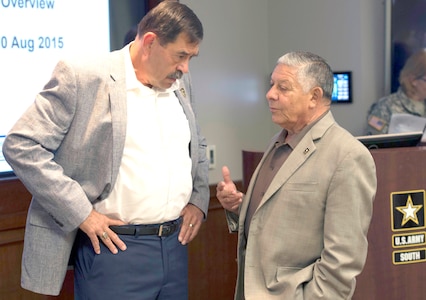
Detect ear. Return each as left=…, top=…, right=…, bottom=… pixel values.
left=309, top=86, right=324, bottom=106
left=141, top=32, right=157, bottom=51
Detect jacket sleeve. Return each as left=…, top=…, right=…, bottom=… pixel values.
left=181, top=73, right=210, bottom=218
left=366, top=100, right=391, bottom=135
left=225, top=210, right=239, bottom=233
left=2, top=60, right=94, bottom=232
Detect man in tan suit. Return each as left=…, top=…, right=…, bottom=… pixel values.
left=217, top=51, right=377, bottom=299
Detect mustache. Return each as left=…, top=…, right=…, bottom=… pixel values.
left=168, top=70, right=183, bottom=80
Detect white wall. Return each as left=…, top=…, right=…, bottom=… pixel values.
left=182, top=0, right=387, bottom=184
left=268, top=0, right=386, bottom=135
left=181, top=0, right=273, bottom=184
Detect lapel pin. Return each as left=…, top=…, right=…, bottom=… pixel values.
left=304, top=148, right=310, bottom=154
left=180, top=88, right=186, bottom=98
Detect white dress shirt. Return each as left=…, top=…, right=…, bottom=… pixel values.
left=94, top=44, right=192, bottom=224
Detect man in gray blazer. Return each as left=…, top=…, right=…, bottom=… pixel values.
left=217, top=52, right=377, bottom=299
left=2, top=2, right=209, bottom=299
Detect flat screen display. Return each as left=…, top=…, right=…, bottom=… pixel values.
left=0, top=135, right=13, bottom=177
left=332, top=71, right=352, bottom=103
left=0, top=0, right=110, bottom=177
left=356, top=131, right=423, bottom=150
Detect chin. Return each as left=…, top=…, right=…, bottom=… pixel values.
left=271, top=116, right=281, bottom=123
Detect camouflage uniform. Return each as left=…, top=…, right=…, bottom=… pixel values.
left=366, top=88, right=426, bottom=135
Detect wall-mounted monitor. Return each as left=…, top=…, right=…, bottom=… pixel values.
left=332, top=71, right=352, bottom=103
left=0, top=1, right=110, bottom=179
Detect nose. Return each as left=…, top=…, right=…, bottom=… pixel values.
left=266, top=87, right=276, bottom=101
left=177, top=59, right=190, bottom=74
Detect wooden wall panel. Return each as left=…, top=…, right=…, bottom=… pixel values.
left=0, top=178, right=239, bottom=299
left=188, top=185, right=239, bottom=300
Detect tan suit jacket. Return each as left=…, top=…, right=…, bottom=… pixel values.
left=227, top=112, right=377, bottom=299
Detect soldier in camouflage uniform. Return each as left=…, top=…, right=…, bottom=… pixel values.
left=367, top=49, right=426, bottom=135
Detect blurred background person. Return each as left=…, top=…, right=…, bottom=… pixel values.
left=367, top=49, right=426, bottom=135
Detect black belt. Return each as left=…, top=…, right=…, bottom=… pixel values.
left=109, top=219, right=180, bottom=237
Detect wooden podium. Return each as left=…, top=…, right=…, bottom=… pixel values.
left=353, top=146, right=426, bottom=299
left=243, top=147, right=426, bottom=298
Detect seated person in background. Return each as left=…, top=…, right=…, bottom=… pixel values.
left=367, top=49, right=426, bottom=135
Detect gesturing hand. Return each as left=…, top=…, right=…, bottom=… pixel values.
left=216, top=166, right=244, bottom=214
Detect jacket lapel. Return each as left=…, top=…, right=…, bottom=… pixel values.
left=246, top=111, right=335, bottom=213
left=108, top=50, right=127, bottom=184
left=175, top=75, right=197, bottom=178
left=262, top=137, right=316, bottom=202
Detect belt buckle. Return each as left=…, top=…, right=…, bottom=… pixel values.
left=158, top=224, right=164, bottom=237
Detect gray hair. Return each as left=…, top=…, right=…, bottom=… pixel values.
left=277, top=51, right=334, bottom=100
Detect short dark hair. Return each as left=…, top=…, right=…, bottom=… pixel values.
left=137, top=1, right=203, bottom=46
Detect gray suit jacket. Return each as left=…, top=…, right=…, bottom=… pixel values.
left=2, top=47, right=209, bottom=296
left=226, top=112, right=377, bottom=299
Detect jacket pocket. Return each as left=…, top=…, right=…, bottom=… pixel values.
left=27, top=200, right=64, bottom=228
left=265, top=265, right=314, bottom=299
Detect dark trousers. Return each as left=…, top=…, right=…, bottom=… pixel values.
left=73, top=227, right=188, bottom=300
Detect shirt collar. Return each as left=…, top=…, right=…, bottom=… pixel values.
left=124, top=42, right=180, bottom=93
left=276, top=111, right=329, bottom=149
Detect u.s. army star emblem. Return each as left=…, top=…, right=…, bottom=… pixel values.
left=391, top=190, right=425, bottom=231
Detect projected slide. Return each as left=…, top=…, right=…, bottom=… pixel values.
left=0, top=0, right=110, bottom=174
